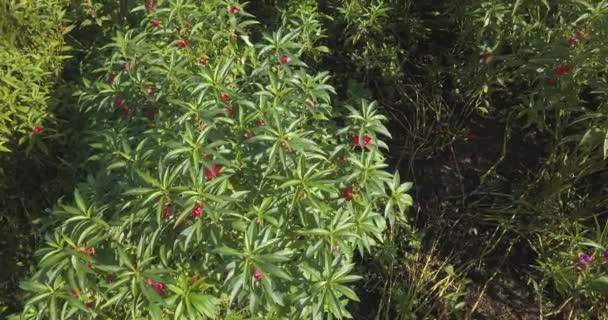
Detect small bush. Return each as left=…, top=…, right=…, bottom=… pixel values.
left=19, top=1, right=412, bottom=319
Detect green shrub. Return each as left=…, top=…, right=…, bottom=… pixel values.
left=18, top=1, right=412, bottom=319
left=0, top=0, right=71, bottom=153
left=458, top=0, right=608, bottom=316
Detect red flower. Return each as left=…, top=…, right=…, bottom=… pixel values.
left=70, top=289, right=78, bottom=297
left=230, top=6, right=239, bottom=14
left=353, top=134, right=371, bottom=147
left=147, top=278, right=154, bottom=286
left=191, top=276, right=202, bottom=284
left=153, top=282, right=164, bottom=293
left=225, top=106, right=234, bottom=114
left=555, top=64, right=570, bottom=76
left=568, top=36, right=579, bottom=48
left=280, top=55, right=288, bottom=64
left=253, top=271, right=263, bottom=281
left=257, top=119, right=264, bottom=126
left=86, top=261, right=92, bottom=268
left=191, top=203, right=202, bottom=218
left=146, top=0, right=155, bottom=10
left=177, top=39, right=187, bottom=48
left=363, top=135, right=371, bottom=146
left=152, top=20, right=160, bottom=28
left=114, top=96, right=122, bottom=106
left=222, top=94, right=230, bottom=101
left=162, top=207, right=170, bottom=218
left=343, top=188, right=353, bottom=201
left=32, top=126, right=42, bottom=134
left=86, top=247, right=95, bottom=256
left=146, top=87, right=154, bottom=95
left=198, top=57, right=208, bottom=65
left=205, top=164, right=220, bottom=180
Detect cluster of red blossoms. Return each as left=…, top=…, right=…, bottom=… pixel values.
left=204, top=163, right=220, bottom=180
left=146, top=278, right=164, bottom=293
left=353, top=134, right=371, bottom=147
left=546, top=31, right=585, bottom=86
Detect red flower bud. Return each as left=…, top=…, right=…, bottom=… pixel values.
left=86, top=261, right=92, bottom=268
left=177, top=39, right=187, bottom=48
left=343, top=188, right=353, bottom=201
left=567, top=36, right=579, bottom=48
left=153, top=282, right=164, bottom=293
left=70, top=289, right=78, bottom=297
left=191, top=203, right=202, bottom=218
left=86, top=247, right=95, bottom=256
left=253, top=270, right=263, bottom=281
left=147, top=278, right=154, bottom=286
left=114, top=96, right=122, bottom=106
left=280, top=55, right=288, bottom=64
left=230, top=6, right=239, bottom=14
left=225, top=105, right=234, bottom=114
left=146, top=0, right=155, bottom=10
left=363, top=135, right=371, bottom=146
left=198, top=57, right=208, bottom=65
left=222, top=94, right=230, bottom=101
left=32, top=126, right=42, bottom=134
left=191, top=276, right=202, bottom=284
left=332, top=245, right=338, bottom=253
left=257, top=119, right=264, bottom=126
left=162, top=207, right=170, bottom=218
left=152, top=20, right=160, bottom=28
left=555, top=64, right=570, bottom=76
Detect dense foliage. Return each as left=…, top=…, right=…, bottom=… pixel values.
left=3, top=0, right=608, bottom=319
left=15, top=1, right=411, bottom=319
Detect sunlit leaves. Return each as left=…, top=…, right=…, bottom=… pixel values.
left=19, top=1, right=413, bottom=319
